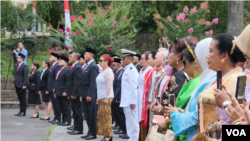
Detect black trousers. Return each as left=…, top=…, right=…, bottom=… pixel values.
left=57, top=96, right=71, bottom=123
left=82, top=98, right=97, bottom=136
left=49, top=92, right=61, bottom=121
left=111, top=103, right=126, bottom=132
left=71, top=96, right=83, bottom=131
left=16, top=88, right=27, bottom=113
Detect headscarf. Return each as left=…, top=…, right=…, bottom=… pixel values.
left=185, top=38, right=216, bottom=113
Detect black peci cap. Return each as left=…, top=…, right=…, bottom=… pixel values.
left=134, top=54, right=141, bottom=60
left=85, top=48, right=97, bottom=56
left=52, top=42, right=57, bottom=47
left=51, top=52, right=60, bottom=59
left=60, top=56, right=69, bottom=63
left=18, top=53, right=25, bottom=59
left=112, top=55, right=121, bottom=63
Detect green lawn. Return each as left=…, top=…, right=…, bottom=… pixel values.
left=1, top=50, right=51, bottom=80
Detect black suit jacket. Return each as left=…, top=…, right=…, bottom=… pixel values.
left=28, top=70, right=40, bottom=93
left=80, top=61, right=99, bottom=99
left=39, top=69, right=49, bottom=89
left=112, top=68, right=124, bottom=103
left=64, top=63, right=82, bottom=97
left=14, top=63, right=29, bottom=89
left=47, top=62, right=60, bottom=92
left=55, top=67, right=70, bottom=96
left=135, top=64, right=140, bottom=72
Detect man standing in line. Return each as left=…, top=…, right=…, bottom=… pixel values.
left=65, top=51, right=83, bottom=135
left=13, top=42, right=28, bottom=65
left=80, top=48, right=99, bottom=140
left=79, top=54, right=86, bottom=121
left=54, top=56, right=71, bottom=126
left=133, top=54, right=141, bottom=72
left=120, top=49, right=139, bottom=141
left=47, top=52, right=61, bottom=124
left=111, top=55, right=128, bottom=139
left=14, top=53, right=29, bottom=116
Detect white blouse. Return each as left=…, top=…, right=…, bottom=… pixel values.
left=96, top=68, right=114, bottom=100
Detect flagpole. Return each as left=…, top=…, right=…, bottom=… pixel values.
left=31, top=0, right=36, bottom=33
left=64, top=0, right=73, bottom=51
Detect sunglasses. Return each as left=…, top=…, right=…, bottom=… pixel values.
left=99, top=59, right=106, bottom=63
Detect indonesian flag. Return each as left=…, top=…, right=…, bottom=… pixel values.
left=64, top=0, right=73, bottom=51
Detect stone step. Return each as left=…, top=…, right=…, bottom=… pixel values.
left=1, top=101, right=45, bottom=110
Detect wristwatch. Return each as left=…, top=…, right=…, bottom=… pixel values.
left=222, top=101, right=231, bottom=109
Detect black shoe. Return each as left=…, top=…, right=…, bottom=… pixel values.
left=119, top=134, right=129, bottom=139
left=17, top=112, right=26, bottom=117
left=68, top=130, right=83, bottom=135
left=114, top=130, right=125, bottom=134
left=57, top=122, right=63, bottom=125
left=30, top=112, right=39, bottom=118
left=112, top=126, right=119, bottom=130
left=48, top=119, right=55, bottom=123
left=85, top=135, right=97, bottom=140
left=14, top=112, right=21, bottom=116
left=44, top=117, right=50, bottom=120
left=52, top=120, right=60, bottom=124
left=62, top=122, right=71, bottom=126
left=67, top=125, right=75, bottom=130
left=81, top=135, right=89, bottom=138
left=40, top=118, right=45, bottom=120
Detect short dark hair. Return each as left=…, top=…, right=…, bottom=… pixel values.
left=32, top=62, right=40, bottom=69
left=44, top=60, right=50, bottom=68
left=69, top=51, right=80, bottom=60
left=181, top=45, right=196, bottom=62
left=19, top=56, right=24, bottom=60
left=19, top=42, right=24, bottom=46
left=143, top=51, right=151, bottom=60
left=213, top=33, right=246, bottom=63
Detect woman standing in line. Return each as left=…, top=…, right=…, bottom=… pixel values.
left=39, top=61, right=51, bottom=120
left=96, top=54, right=114, bottom=141
left=28, top=62, right=41, bottom=118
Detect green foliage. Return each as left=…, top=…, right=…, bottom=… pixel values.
left=50, top=3, right=136, bottom=59
left=0, top=60, right=5, bottom=75
left=155, top=2, right=216, bottom=42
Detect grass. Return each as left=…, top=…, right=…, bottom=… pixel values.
left=1, top=50, right=51, bottom=80
left=45, top=124, right=55, bottom=141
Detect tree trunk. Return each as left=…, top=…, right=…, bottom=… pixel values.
left=227, top=1, right=244, bottom=36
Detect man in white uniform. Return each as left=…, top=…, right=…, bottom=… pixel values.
left=120, top=49, right=139, bottom=141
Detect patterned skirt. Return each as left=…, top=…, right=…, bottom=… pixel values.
left=96, top=98, right=113, bottom=137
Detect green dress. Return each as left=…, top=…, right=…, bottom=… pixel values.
left=170, top=75, right=201, bottom=141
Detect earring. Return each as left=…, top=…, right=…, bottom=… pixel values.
left=221, top=59, right=225, bottom=64
left=193, top=69, right=197, bottom=78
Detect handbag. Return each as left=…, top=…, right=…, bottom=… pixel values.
left=145, top=125, right=175, bottom=141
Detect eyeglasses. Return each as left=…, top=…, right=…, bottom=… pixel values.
left=99, top=59, right=106, bottom=63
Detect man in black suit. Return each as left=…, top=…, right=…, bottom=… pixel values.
left=111, top=56, right=127, bottom=137
left=14, top=53, right=29, bottom=116
left=64, top=51, right=83, bottom=135
left=54, top=56, right=71, bottom=126
left=133, top=54, right=141, bottom=72
left=47, top=52, right=61, bottom=124
left=80, top=48, right=99, bottom=140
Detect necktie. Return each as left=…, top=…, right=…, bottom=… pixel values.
left=82, top=64, right=88, bottom=73
left=17, top=65, right=20, bottom=72
left=56, top=68, right=62, bottom=80
left=70, top=66, right=73, bottom=71
left=51, top=65, right=53, bottom=71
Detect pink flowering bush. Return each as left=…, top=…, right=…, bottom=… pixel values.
left=154, top=1, right=218, bottom=42
left=51, top=3, right=135, bottom=58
